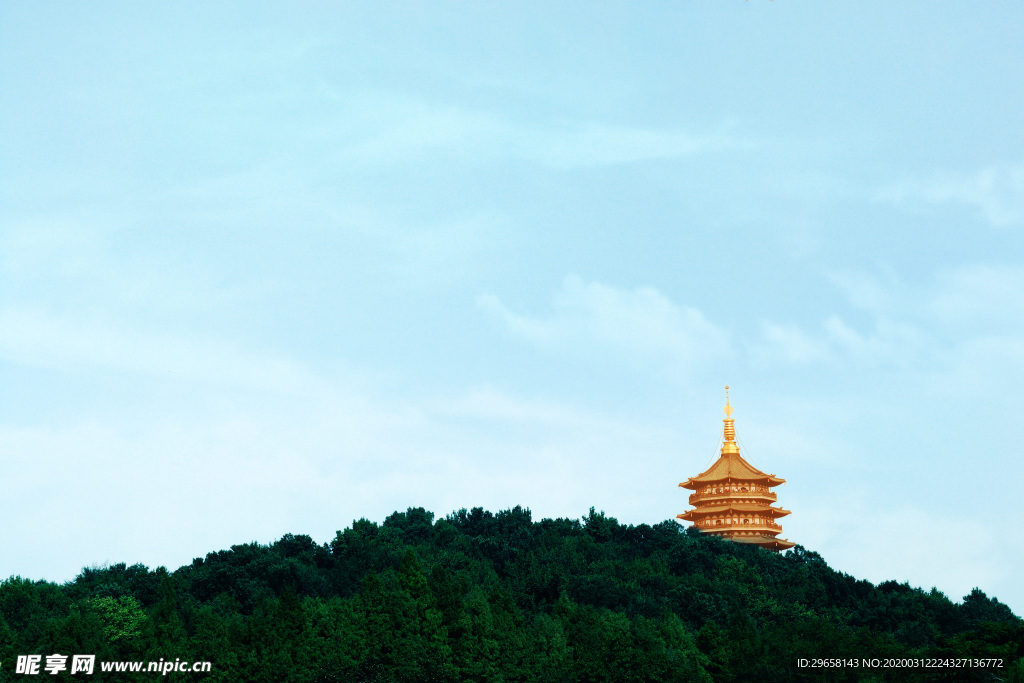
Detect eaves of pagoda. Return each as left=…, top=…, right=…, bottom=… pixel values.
left=677, top=503, right=791, bottom=521
left=678, top=451, right=786, bottom=490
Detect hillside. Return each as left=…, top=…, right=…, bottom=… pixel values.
left=1, top=507, right=1022, bottom=682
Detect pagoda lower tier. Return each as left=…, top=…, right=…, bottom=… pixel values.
left=678, top=388, right=795, bottom=552
left=677, top=495, right=794, bottom=552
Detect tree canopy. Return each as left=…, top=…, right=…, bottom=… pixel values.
left=2, top=507, right=1021, bottom=682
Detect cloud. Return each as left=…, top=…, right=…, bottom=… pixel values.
left=385, top=213, right=511, bottom=288
left=758, top=322, right=831, bottom=365
left=822, top=316, right=930, bottom=368
left=0, top=307, right=328, bottom=398
left=754, top=264, right=1024, bottom=369
left=0, top=378, right=681, bottom=586
left=753, top=314, right=930, bottom=370
left=435, top=385, right=588, bottom=426
left=878, top=164, right=1024, bottom=227
left=823, top=263, right=1024, bottom=339
left=519, top=123, right=749, bottom=170
left=329, top=91, right=751, bottom=169
left=928, top=264, right=1024, bottom=329
left=0, top=210, right=265, bottom=318
left=825, top=270, right=896, bottom=315
left=478, top=275, right=731, bottom=371
left=794, top=495, right=1012, bottom=606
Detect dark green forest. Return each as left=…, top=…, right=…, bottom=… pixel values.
left=1, top=507, right=1022, bottom=682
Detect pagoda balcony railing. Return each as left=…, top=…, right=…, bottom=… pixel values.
left=695, top=520, right=782, bottom=531
left=689, top=490, right=777, bottom=505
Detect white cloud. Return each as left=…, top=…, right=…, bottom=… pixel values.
left=520, top=123, right=749, bottom=170
left=825, top=270, right=896, bottom=315
left=758, top=322, right=831, bottom=365
left=794, top=495, right=1012, bottom=605
left=0, top=307, right=328, bottom=398
left=0, top=211, right=265, bottom=317
left=752, top=266, right=1011, bottom=369
left=478, top=275, right=731, bottom=371
left=385, top=213, right=510, bottom=288
left=823, top=316, right=928, bottom=367
left=0, top=380, right=683, bottom=585
left=928, top=264, right=1024, bottom=329
left=753, top=314, right=930, bottom=370
left=879, top=164, right=1024, bottom=227
left=435, top=385, right=588, bottom=426
left=329, top=91, right=750, bottom=169
left=1, top=219, right=108, bottom=280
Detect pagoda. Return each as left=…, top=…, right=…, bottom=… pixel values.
left=677, top=387, right=795, bottom=551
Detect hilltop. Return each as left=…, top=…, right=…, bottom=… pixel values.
left=2, top=507, right=1021, bottom=682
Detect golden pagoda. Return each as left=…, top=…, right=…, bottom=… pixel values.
left=677, top=387, right=795, bottom=551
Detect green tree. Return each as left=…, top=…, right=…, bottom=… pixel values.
left=90, top=596, right=146, bottom=645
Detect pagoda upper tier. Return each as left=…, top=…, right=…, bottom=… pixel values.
left=678, top=387, right=795, bottom=552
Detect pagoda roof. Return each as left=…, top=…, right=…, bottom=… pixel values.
left=679, top=451, right=785, bottom=489
left=682, top=503, right=791, bottom=518
left=728, top=535, right=796, bottom=551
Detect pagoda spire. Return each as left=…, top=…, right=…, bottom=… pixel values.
left=722, top=385, right=738, bottom=454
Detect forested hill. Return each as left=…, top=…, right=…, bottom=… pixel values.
left=2, top=507, right=1022, bottom=682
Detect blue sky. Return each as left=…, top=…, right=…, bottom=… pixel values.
left=2, top=2, right=1023, bottom=615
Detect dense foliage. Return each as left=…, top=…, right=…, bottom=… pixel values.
left=2, top=507, right=1022, bottom=682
